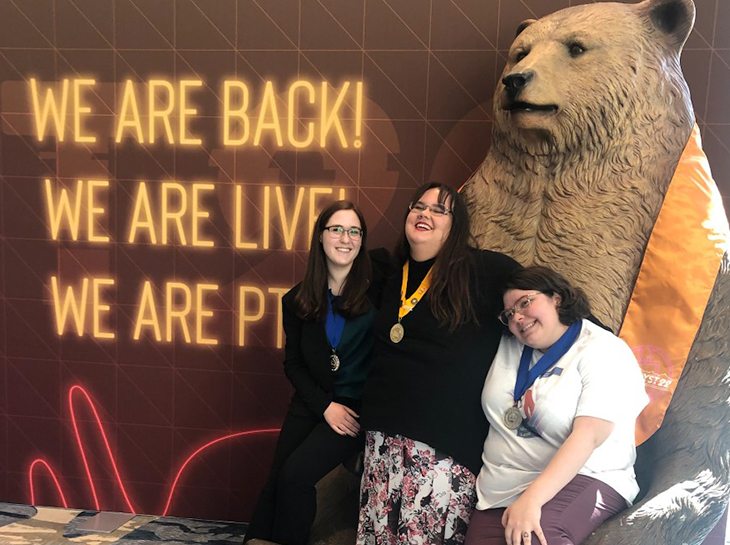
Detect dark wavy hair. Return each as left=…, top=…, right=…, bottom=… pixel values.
left=394, top=183, right=476, bottom=330
left=295, top=200, right=372, bottom=321
left=503, top=266, right=591, bottom=325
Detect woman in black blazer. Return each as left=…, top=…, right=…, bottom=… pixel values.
left=245, top=200, right=387, bottom=545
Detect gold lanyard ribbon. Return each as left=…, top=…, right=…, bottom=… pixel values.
left=398, top=261, right=433, bottom=320
left=619, top=124, right=729, bottom=445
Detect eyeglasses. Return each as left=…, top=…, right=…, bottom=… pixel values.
left=498, top=292, right=542, bottom=326
left=323, top=225, right=364, bottom=240
left=409, top=201, right=451, bottom=216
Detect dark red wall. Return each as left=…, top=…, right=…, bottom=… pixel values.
left=0, top=0, right=727, bottom=522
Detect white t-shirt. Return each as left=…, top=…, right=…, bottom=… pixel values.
left=476, top=319, right=649, bottom=510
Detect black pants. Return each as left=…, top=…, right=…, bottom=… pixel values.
left=245, top=400, right=363, bottom=545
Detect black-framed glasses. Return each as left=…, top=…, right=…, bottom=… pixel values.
left=409, top=200, right=451, bottom=216
left=498, top=292, right=541, bottom=325
left=323, top=225, right=364, bottom=240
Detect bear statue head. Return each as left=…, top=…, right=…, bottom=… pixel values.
left=494, top=0, right=696, bottom=156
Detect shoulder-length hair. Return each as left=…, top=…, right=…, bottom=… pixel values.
left=394, top=183, right=476, bottom=330
left=503, top=266, right=591, bottom=326
left=295, top=200, right=372, bottom=321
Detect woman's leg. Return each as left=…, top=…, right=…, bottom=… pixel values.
left=463, top=476, right=626, bottom=545
left=357, top=431, right=401, bottom=545
left=464, top=508, right=507, bottom=545
left=270, top=420, right=363, bottom=545
left=539, top=474, right=627, bottom=545
left=244, top=410, right=319, bottom=542
left=357, top=433, right=476, bottom=545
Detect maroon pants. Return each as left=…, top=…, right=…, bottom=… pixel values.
left=464, top=475, right=628, bottom=545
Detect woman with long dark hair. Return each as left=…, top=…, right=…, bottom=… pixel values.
left=245, top=200, right=386, bottom=545
left=357, top=183, right=521, bottom=545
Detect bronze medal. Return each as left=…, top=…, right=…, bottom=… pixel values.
left=330, top=352, right=340, bottom=372
left=504, top=406, right=523, bottom=430
left=390, top=323, right=405, bottom=343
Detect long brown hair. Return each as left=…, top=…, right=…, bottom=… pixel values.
left=394, top=183, right=476, bottom=330
left=295, top=200, right=372, bottom=320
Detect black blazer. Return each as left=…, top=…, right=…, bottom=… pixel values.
left=281, top=248, right=391, bottom=417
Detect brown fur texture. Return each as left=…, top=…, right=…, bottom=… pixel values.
left=461, top=0, right=730, bottom=543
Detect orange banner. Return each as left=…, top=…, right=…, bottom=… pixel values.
left=619, top=124, right=729, bottom=444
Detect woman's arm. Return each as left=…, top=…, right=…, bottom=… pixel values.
left=281, top=293, right=360, bottom=436
left=501, top=416, right=615, bottom=545
left=281, top=292, right=332, bottom=416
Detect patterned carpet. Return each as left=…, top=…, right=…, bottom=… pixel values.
left=0, top=503, right=248, bottom=544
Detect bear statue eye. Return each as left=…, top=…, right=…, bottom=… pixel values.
left=568, top=42, right=586, bottom=57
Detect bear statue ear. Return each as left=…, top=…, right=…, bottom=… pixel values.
left=515, top=19, right=536, bottom=38
left=640, top=0, right=695, bottom=50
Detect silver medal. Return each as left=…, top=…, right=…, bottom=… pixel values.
left=504, top=406, right=523, bottom=430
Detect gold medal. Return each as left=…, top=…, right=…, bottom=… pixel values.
left=330, top=352, right=340, bottom=372
left=392, top=262, right=433, bottom=344
left=390, top=323, right=405, bottom=343
left=504, top=405, right=523, bottom=430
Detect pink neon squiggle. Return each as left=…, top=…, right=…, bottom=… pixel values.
left=27, top=384, right=280, bottom=516
left=29, top=459, right=68, bottom=508
left=68, top=385, right=136, bottom=513
left=161, top=428, right=280, bottom=516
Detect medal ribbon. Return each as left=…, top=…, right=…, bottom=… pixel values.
left=325, top=291, right=346, bottom=350
left=398, top=261, right=433, bottom=320
left=514, top=321, right=582, bottom=403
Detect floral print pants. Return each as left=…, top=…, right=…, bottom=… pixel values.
left=356, top=431, right=477, bottom=545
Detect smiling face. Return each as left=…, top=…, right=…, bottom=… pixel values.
left=321, top=209, right=362, bottom=271
left=503, top=288, right=568, bottom=350
left=405, top=188, right=453, bottom=261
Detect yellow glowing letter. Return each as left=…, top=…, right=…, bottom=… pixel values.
left=223, top=81, right=250, bottom=146
left=30, top=78, right=69, bottom=142
left=253, top=81, right=283, bottom=146
left=133, top=280, right=162, bottom=341
left=161, top=182, right=187, bottom=245
left=192, top=183, right=214, bottom=247
left=308, top=187, right=333, bottom=242
left=275, top=186, right=305, bottom=250
left=179, top=79, right=203, bottom=145
left=128, top=182, right=157, bottom=244
left=268, top=287, right=288, bottom=349
left=288, top=81, right=315, bottom=148
left=234, top=185, right=257, bottom=249
left=50, top=276, right=89, bottom=336
left=166, top=282, right=192, bottom=343
left=92, top=278, right=115, bottom=339
left=196, top=283, right=219, bottom=345
left=148, top=80, right=175, bottom=144
left=44, top=179, right=84, bottom=240
left=238, top=286, right=265, bottom=346
left=116, top=80, right=144, bottom=143
left=263, top=186, right=271, bottom=249
left=73, top=78, right=96, bottom=143
left=320, top=81, right=350, bottom=147
left=87, top=180, right=110, bottom=243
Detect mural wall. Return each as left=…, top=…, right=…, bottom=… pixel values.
left=0, top=0, right=727, bottom=522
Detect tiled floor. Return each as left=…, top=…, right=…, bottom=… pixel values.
left=0, top=503, right=248, bottom=544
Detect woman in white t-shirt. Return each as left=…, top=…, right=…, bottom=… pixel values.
left=465, top=266, right=649, bottom=545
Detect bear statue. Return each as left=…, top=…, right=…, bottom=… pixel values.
left=460, top=0, right=730, bottom=543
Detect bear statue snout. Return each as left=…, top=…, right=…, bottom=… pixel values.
left=502, top=71, right=534, bottom=98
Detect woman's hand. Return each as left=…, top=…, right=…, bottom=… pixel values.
left=502, top=496, right=548, bottom=545
left=323, top=402, right=360, bottom=437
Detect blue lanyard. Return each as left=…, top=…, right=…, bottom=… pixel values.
left=514, top=321, right=582, bottom=403
left=325, top=291, right=346, bottom=350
